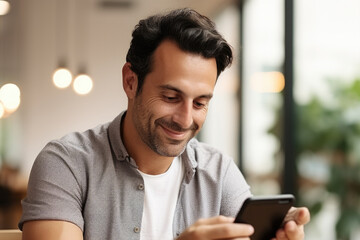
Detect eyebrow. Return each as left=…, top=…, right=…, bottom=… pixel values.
left=159, top=84, right=213, bottom=99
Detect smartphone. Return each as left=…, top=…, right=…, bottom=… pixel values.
left=234, top=194, right=295, bottom=240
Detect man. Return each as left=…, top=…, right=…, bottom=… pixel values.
left=20, top=8, right=310, bottom=240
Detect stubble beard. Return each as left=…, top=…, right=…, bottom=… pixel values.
left=132, top=103, right=198, bottom=157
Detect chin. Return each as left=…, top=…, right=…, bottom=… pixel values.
left=156, top=144, right=187, bottom=157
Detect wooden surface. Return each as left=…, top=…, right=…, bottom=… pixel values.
left=0, top=229, right=22, bottom=240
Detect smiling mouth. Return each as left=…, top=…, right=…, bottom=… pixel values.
left=160, top=125, right=188, bottom=140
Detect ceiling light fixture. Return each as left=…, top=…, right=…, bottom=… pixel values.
left=52, top=0, right=73, bottom=89
left=53, top=67, right=73, bottom=89
left=0, top=0, right=10, bottom=16
left=0, top=83, right=21, bottom=118
left=73, top=73, right=93, bottom=95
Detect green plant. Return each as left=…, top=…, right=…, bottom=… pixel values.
left=270, top=78, right=360, bottom=239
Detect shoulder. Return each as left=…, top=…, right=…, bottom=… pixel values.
left=57, top=122, right=112, bottom=150
left=32, top=121, right=113, bottom=182
left=37, top=121, right=111, bottom=161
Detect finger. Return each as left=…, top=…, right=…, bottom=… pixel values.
left=283, top=220, right=304, bottom=240
left=193, top=215, right=234, bottom=226
left=275, top=227, right=288, bottom=240
left=294, top=207, right=310, bottom=225
left=284, top=207, right=310, bottom=225
left=197, top=223, right=254, bottom=239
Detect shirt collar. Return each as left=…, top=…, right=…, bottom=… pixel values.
left=181, top=139, right=198, bottom=183
left=108, top=111, right=129, bottom=161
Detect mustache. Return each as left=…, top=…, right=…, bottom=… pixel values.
left=155, top=118, right=198, bottom=132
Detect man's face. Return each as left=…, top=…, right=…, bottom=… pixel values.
left=131, top=40, right=217, bottom=157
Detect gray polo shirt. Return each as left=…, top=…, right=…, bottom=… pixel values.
left=19, top=112, right=251, bottom=240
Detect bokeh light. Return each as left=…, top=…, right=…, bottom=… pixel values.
left=250, top=72, right=285, bottom=93
left=53, top=68, right=73, bottom=89
left=0, top=0, right=10, bottom=16
left=73, top=74, right=93, bottom=95
left=0, top=83, right=21, bottom=114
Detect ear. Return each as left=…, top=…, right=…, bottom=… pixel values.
left=122, top=62, right=138, bottom=99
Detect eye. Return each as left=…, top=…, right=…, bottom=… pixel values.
left=163, top=95, right=179, bottom=103
left=193, top=101, right=206, bottom=109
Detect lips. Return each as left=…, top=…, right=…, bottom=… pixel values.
left=160, top=124, right=188, bottom=140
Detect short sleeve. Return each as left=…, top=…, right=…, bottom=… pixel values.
left=220, top=159, right=252, bottom=217
left=19, top=140, right=85, bottom=231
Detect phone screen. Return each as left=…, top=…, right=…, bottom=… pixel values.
left=234, top=194, right=295, bottom=240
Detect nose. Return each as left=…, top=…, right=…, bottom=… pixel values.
left=172, top=101, right=193, bottom=130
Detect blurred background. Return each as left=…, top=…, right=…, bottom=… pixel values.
left=0, top=0, right=360, bottom=239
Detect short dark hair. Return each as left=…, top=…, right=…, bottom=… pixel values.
left=126, top=8, right=233, bottom=94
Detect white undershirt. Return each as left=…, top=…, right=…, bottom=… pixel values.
left=137, top=156, right=184, bottom=240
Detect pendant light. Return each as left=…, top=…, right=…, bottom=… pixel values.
left=52, top=0, right=73, bottom=89
left=0, top=0, right=10, bottom=16
left=73, top=0, right=93, bottom=96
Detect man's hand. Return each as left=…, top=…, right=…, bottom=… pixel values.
left=272, top=207, right=310, bottom=240
left=177, top=215, right=254, bottom=240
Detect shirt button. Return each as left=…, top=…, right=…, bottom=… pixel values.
left=133, top=226, right=140, bottom=233
left=138, top=183, right=144, bottom=190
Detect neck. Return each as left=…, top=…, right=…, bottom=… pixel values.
left=121, top=112, right=174, bottom=175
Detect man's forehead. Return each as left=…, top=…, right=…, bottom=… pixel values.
left=144, top=39, right=217, bottom=94
left=153, top=39, right=216, bottom=67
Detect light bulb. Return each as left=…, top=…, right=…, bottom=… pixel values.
left=0, top=83, right=21, bottom=113
left=0, top=0, right=10, bottom=16
left=250, top=71, right=285, bottom=93
left=73, top=74, right=93, bottom=95
left=53, top=68, right=73, bottom=89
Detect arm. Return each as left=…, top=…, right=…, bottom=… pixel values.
left=19, top=141, right=85, bottom=233
left=22, top=220, right=83, bottom=240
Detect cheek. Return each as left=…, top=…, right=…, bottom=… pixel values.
left=141, top=97, right=172, bottom=117
left=139, top=95, right=163, bottom=110
left=157, top=105, right=181, bottom=119
left=193, top=109, right=208, bottom=127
